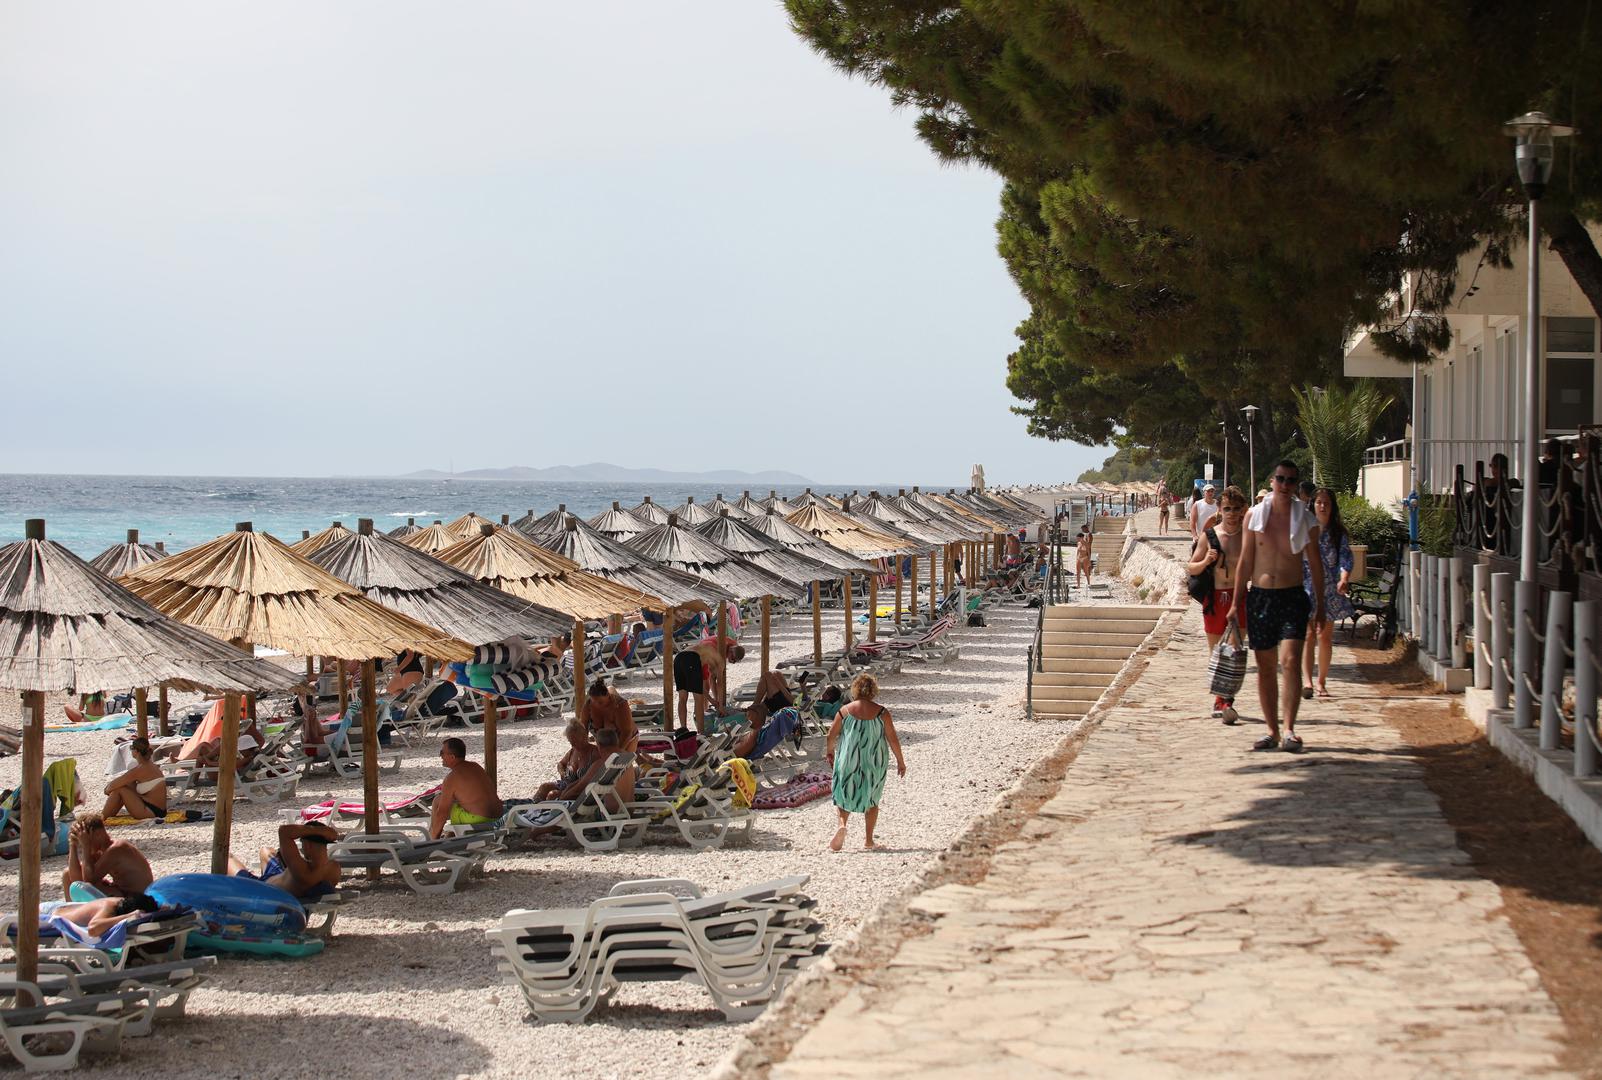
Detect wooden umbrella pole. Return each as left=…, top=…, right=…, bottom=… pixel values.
left=811, top=582, right=822, bottom=664
left=484, top=698, right=499, bottom=784
left=715, top=602, right=728, bottom=712
left=158, top=685, right=170, bottom=738
left=928, top=551, right=936, bottom=617
left=869, top=569, right=879, bottom=642
left=360, top=660, right=379, bottom=840
left=17, top=690, right=44, bottom=991
left=907, top=554, right=916, bottom=627
left=573, top=617, right=587, bottom=719
left=661, top=606, right=675, bottom=730
left=210, top=692, right=241, bottom=875
left=894, top=559, right=903, bottom=629
left=760, top=595, right=772, bottom=675
left=843, top=576, right=854, bottom=650
left=134, top=687, right=148, bottom=741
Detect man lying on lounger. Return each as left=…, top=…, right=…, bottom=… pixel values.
left=40, top=893, right=160, bottom=938
left=428, top=737, right=503, bottom=839
left=228, top=822, right=342, bottom=901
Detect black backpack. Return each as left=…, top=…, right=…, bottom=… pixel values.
left=1187, top=527, right=1223, bottom=603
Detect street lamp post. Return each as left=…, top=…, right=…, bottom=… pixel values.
left=1220, top=420, right=1229, bottom=490
left=1241, top=405, right=1260, bottom=493
left=1504, top=110, right=1576, bottom=730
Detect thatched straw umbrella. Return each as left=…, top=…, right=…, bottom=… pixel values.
left=630, top=496, right=672, bottom=526
left=539, top=516, right=734, bottom=612
left=627, top=515, right=803, bottom=712
left=2, top=520, right=299, bottom=986
left=388, top=517, right=425, bottom=539
left=758, top=490, right=799, bottom=516
left=787, top=503, right=914, bottom=656
left=291, top=520, right=353, bottom=557
left=695, top=511, right=843, bottom=672
left=705, top=494, right=754, bottom=522
left=122, top=523, right=472, bottom=852
left=733, top=490, right=766, bottom=516
left=745, top=507, right=877, bottom=661
left=514, top=505, right=571, bottom=540
left=668, top=496, right=717, bottom=526
left=835, top=496, right=948, bottom=639
left=434, top=525, right=663, bottom=724
left=89, top=528, right=166, bottom=579
left=446, top=512, right=494, bottom=540
left=587, top=502, right=650, bottom=543
left=401, top=520, right=458, bottom=555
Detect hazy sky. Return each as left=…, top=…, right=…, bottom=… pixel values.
left=0, top=2, right=1109, bottom=486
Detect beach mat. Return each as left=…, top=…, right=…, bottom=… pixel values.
left=106, top=808, right=212, bottom=827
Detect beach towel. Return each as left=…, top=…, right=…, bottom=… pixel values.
left=45, top=712, right=133, bottom=733
left=31, top=904, right=187, bottom=951
left=726, top=758, right=757, bottom=809
left=42, top=759, right=81, bottom=818
left=749, top=708, right=802, bottom=760
left=106, top=808, right=211, bottom=827
left=178, top=700, right=227, bottom=760
left=298, top=785, right=441, bottom=823
left=753, top=770, right=832, bottom=810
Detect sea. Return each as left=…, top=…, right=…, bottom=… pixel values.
left=0, top=474, right=852, bottom=558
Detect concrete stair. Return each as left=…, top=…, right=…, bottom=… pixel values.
left=1090, top=532, right=1127, bottom=575
left=1029, top=604, right=1162, bottom=719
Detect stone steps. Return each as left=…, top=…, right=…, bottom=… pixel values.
left=1030, top=605, right=1160, bottom=716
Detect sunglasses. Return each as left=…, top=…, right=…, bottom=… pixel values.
left=1273, top=474, right=1299, bottom=485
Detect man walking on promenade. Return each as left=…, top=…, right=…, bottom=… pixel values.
left=1234, top=461, right=1323, bottom=752
left=1190, top=483, right=1220, bottom=538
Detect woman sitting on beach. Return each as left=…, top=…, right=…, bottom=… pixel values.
left=62, top=691, right=107, bottom=725
left=101, top=738, right=166, bottom=820
left=825, top=673, right=906, bottom=852
left=536, top=720, right=604, bottom=801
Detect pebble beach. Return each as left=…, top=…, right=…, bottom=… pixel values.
left=0, top=576, right=1123, bottom=1079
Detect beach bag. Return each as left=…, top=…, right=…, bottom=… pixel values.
left=1187, top=527, right=1223, bottom=603
left=726, top=758, right=757, bottom=809
left=1207, top=623, right=1248, bottom=699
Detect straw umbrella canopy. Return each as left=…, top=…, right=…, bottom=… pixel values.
left=588, top=502, right=651, bottom=543
left=291, top=521, right=353, bottom=557
left=625, top=515, right=804, bottom=601
left=668, top=496, right=718, bottom=526
left=960, top=491, right=1037, bottom=528
left=705, top=494, right=754, bottom=521
left=855, top=492, right=971, bottom=543
left=694, top=511, right=844, bottom=590
left=1, top=520, right=299, bottom=986
left=88, top=529, right=166, bottom=579
left=515, top=505, right=573, bottom=540
left=401, top=520, right=458, bottom=555
left=388, top=517, right=425, bottom=539
left=308, top=520, right=572, bottom=644
left=786, top=503, right=913, bottom=561
left=540, top=516, right=733, bottom=610
left=758, top=490, right=799, bottom=516
left=733, top=490, right=767, bottom=516
left=790, top=489, right=825, bottom=509
left=121, top=524, right=473, bottom=663
left=434, top=525, right=661, bottom=620
left=931, top=492, right=1009, bottom=532
left=746, top=507, right=876, bottom=575
left=836, top=496, right=946, bottom=551
left=446, top=512, right=494, bottom=540
left=630, top=496, right=673, bottom=526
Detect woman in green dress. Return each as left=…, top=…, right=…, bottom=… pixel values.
left=826, top=673, right=907, bottom=851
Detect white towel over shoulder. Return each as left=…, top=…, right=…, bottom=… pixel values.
left=1245, top=498, right=1313, bottom=554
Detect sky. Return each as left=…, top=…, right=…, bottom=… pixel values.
left=0, top=1, right=1111, bottom=487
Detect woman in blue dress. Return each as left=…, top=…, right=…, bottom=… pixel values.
left=1303, top=488, right=1354, bottom=698
left=825, top=673, right=907, bottom=851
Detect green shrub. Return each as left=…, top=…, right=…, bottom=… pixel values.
left=1337, top=493, right=1402, bottom=557
left=1418, top=497, right=1455, bottom=557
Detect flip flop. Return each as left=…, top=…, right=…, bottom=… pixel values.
left=1283, top=734, right=1304, bottom=753
left=1301, top=687, right=1314, bottom=700
left=1315, top=687, right=1332, bottom=699
left=1220, top=705, right=1239, bottom=726
left=1252, top=734, right=1280, bottom=751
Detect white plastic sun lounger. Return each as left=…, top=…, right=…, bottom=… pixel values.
left=0, top=981, right=149, bottom=1073
left=328, top=826, right=500, bottom=896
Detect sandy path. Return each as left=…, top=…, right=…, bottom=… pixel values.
left=0, top=595, right=1095, bottom=1079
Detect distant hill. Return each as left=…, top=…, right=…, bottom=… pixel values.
left=401, top=462, right=812, bottom=485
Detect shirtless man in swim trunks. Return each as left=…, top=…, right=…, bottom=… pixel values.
left=41, top=893, right=160, bottom=937
left=228, top=822, right=342, bottom=900
left=428, top=737, right=503, bottom=838
left=1186, top=485, right=1248, bottom=724
left=62, top=814, right=153, bottom=899
left=1234, top=460, right=1324, bottom=752
left=673, top=637, right=745, bottom=733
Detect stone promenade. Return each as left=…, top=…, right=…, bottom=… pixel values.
left=765, top=610, right=1573, bottom=1078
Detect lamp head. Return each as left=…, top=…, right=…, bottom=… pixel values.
left=1503, top=111, right=1576, bottom=198
left=1240, top=404, right=1260, bottom=423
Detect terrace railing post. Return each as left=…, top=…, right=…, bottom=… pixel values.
left=1575, top=600, right=1598, bottom=778
left=1449, top=556, right=1468, bottom=670
left=1540, top=590, right=1571, bottom=751
left=1421, top=556, right=1436, bottom=657
left=1514, top=580, right=1539, bottom=729
left=1408, top=550, right=1423, bottom=643
left=1492, top=572, right=1514, bottom=711
left=1472, top=562, right=1491, bottom=689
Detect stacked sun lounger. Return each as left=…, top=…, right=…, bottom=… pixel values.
left=328, top=825, right=501, bottom=896
left=487, top=876, right=826, bottom=1023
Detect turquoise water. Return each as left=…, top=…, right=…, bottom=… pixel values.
left=0, top=474, right=833, bottom=558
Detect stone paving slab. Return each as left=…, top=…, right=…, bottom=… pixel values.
left=769, top=612, right=1573, bottom=1079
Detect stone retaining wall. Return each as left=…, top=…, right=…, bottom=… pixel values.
left=1118, top=534, right=1193, bottom=606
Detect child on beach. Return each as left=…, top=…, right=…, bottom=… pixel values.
left=825, top=673, right=905, bottom=851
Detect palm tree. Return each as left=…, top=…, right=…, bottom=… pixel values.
left=1293, top=381, right=1394, bottom=493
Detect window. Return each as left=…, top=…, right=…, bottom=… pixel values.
left=1548, top=316, right=1595, bottom=352
left=1546, top=316, right=1596, bottom=433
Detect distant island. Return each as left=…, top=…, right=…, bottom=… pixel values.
left=400, top=462, right=813, bottom=485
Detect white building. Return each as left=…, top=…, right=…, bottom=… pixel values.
left=1349, top=230, right=1602, bottom=503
